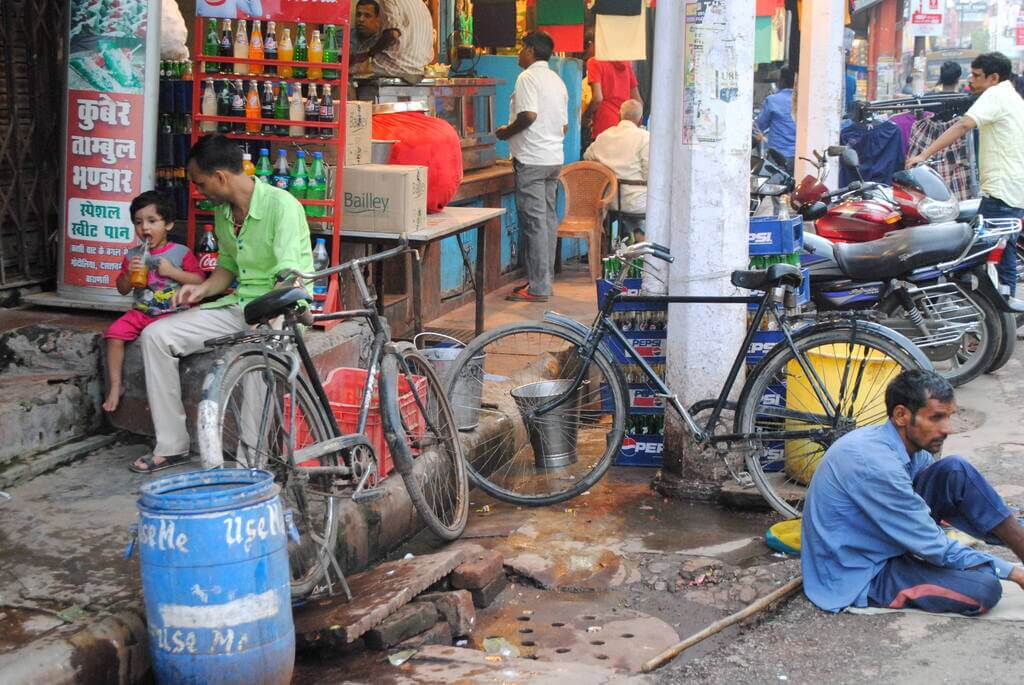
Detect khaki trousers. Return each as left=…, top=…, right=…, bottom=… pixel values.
left=139, top=305, right=247, bottom=456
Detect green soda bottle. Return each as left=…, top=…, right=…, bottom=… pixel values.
left=274, top=81, right=289, bottom=135
left=289, top=149, right=308, bottom=201
left=306, top=151, right=327, bottom=217
left=254, top=148, right=273, bottom=184
left=293, top=23, right=308, bottom=78
left=322, top=25, right=340, bottom=79
left=203, top=21, right=220, bottom=73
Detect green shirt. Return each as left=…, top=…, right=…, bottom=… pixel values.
left=202, top=179, right=315, bottom=310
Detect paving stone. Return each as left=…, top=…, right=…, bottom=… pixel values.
left=451, top=548, right=505, bottom=590
left=395, top=620, right=453, bottom=650
left=365, top=602, right=439, bottom=650
left=470, top=572, right=508, bottom=608
left=416, top=590, right=476, bottom=637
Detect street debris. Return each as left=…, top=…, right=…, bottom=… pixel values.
left=387, top=649, right=417, bottom=666
left=483, top=636, right=520, bottom=658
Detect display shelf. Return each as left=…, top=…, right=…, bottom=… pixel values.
left=189, top=12, right=352, bottom=329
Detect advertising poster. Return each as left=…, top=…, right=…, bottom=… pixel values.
left=197, top=0, right=343, bottom=23
left=61, top=0, right=158, bottom=295
left=908, top=0, right=944, bottom=37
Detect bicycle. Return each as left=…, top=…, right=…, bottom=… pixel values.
left=443, top=241, right=931, bottom=517
left=196, top=239, right=469, bottom=599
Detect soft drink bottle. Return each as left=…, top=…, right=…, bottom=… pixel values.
left=278, top=28, right=294, bottom=78
left=308, top=29, right=323, bottom=80
left=216, top=80, right=232, bottom=132
left=264, top=22, right=278, bottom=75
left=200, top=79, right=217, bottom=132
left=319, top=84, right=335, bottom=138
left=311, top=238, right=329, bottom=312
left=260, top=80, right=275, bottom=134
left=274, top=80, right=290, bottom=135
left=230, top=79, right=245, bottom=132
left=304, top=85, right=319, bottom=137
left=288, top=83, right=305, bottom=137
left=218, top=20, right=233, bottom=74
left=248, top=20, right=264, bottom=75
left=293, top=23, right=308, bottom=78
left=272, top=149, right=290, bottom=190
left=306, top=151, right=327, bottom=218
left=197, top=224, right=219, bottom=274
left=322, top=25, right=340, bottom=79
left=289, top=149, right=308, bottom=200
left=242, top=152, right=255, bottom=176
left=204, top=20, right=220, bottom=73
left=255, top=148, right=273, bottom=184
left=233, top=19, right=249, bottom=75
left=182, top=61, right=193, bottom=81
left=130, top=240, right=150, bottom=289
left=244, top=80, right=260, bottom=133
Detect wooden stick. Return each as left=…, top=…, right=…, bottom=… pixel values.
left=641, top=575, right=804, bottom=673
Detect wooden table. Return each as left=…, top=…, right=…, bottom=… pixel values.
left=340, top=205, right=506, bottom=336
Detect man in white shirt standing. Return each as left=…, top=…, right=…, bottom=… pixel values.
left=906, top=52, right=1024, bottom=295
left=583, top=99, right=649, bottom=240
left=372, top=0, right=435, bottom=77
left=497, top=31, right=569, bottom=303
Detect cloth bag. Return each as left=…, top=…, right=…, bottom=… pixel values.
left=371, top=112, right=464, bottom=213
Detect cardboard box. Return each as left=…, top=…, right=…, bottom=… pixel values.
left=345, top=101, right=373, bottom=166
left=342, top=164, right=427, bottom=233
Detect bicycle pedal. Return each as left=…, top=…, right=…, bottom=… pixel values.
left=352, top=487, right=386, bottom=503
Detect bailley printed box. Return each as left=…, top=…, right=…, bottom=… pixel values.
left=342, top=164, right=427, bottom=233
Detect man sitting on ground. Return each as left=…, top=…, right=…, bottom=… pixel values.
left=583, top=99, right=649, bottom=241
left=802, top=369, right=1024, bottom=615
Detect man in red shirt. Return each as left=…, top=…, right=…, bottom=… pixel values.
left=584, top=56, right=642, bottom=139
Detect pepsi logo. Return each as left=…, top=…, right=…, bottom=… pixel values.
left=620, top=436, right=637, bottom=457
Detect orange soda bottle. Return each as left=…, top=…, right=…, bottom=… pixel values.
left=248, top=20, right=264, bottom=74
left=244, top=80, right=261, bottom=132
left=308, top=29, right=324, bottom=80
left=278, top=28, right=294, bottom=78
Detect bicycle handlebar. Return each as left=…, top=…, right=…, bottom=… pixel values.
left=616, top=241, right=674, bottom=263
left=279, top=235, right=411, bottom=283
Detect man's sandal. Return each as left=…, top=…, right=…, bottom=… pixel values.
left=128, top=452, right=190, bottom=474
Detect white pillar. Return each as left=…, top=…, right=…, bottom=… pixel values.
left=794, top=0, right=847, bottom=189
left=649, top=1, right=756, bottom=497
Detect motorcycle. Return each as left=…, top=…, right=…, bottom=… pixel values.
left=801, top=216, right=1023, bottom=387
left=750, top=125, right=794, bottom=216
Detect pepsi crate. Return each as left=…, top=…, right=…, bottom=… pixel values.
left=601, top=382, right=667, bottom=413
left=745, top=330, right=784, bottom=366
left=596, top=279, right=669, bottom=312
left=749, top=216, right=803, bottom=256
left=746, top=267, right=811, bottom=310
left=615, top=433, right=664, bottom=467
left=607, top=330, right=667, bottom=363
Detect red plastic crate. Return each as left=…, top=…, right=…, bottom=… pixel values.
left=285, top=367, right=426, bottom=477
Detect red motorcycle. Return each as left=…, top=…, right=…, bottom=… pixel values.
left=792, top=147, right=961, bottom=243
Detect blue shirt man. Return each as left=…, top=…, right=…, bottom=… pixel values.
left=802, top=370, right=1024, bottom=616
left=756, top=66, right=797, bottom=162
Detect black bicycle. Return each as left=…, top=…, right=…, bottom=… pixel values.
left=197, top=239, right=468, bottom=599
left=444, top=241, right=930, bottom=517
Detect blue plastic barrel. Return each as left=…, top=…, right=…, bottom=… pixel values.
left=135, top=469, right=294, bottom=684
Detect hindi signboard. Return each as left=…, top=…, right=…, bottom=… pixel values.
left=196, top=0, right=344, bottom=23
left=909, top=0, right=945, bottom=37
left=59, top=0, right=160, bottom=303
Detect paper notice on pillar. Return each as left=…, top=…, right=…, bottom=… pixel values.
left=908, top=0, right=944, bottom=37
left=681, top=1, right=736, bottom=146
left=594, top=0, right=646, bottom=61
left=342, top=165, right=427, bottom=233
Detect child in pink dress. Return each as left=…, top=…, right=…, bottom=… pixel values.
left=103, top=192, right=204, bottom=412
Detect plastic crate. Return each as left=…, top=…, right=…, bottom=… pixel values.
left=606, top=330, right=667, bottom=363
left=600, top=382, right=666, bottom=413
left=596, top=279, right=669, bottom=312
left=288, top=367, right=427, bottom=478
left=615, top=433, right=664, bottom=467
left=745, top=330, right=785, bottom=367
left=748, top=217, right=803, bottom=255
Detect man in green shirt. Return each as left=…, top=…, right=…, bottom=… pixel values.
left=131, top=135, right=314, bottom=473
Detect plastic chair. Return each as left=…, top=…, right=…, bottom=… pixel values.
left=555, top=161, right=618, bottom=282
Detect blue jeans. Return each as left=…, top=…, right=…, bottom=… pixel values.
left=979, top=196, right=1024, bottom=296
left=866, top=456, right=1013, bottom=615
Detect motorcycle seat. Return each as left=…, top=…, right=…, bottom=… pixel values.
left=957, top=198, right=980, bottom=223
left=832, top=222, right=973, bottom=281
left=731, top=263, right=803, bottom=291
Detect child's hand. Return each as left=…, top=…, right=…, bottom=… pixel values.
left=155, top=258, right=176, bottom=277
left=128, top=256, right=144, bottom=273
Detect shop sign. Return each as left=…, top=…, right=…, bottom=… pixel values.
left=1017, top=10, right=1024, bottom=48
left=909, top=0, right=945, bottom=37
left=956, top=1, right=988, bottom=23
left=61, top=0, right=158, bottom=292
left=196, top=0, right=348, bottom=23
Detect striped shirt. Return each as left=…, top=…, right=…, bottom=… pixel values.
left=374, top=0, right=434, bottom=76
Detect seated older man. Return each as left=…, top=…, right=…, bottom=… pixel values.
left=583, top=99, right=648, bottom=240
left=802, top=369, right=1024, bottom=615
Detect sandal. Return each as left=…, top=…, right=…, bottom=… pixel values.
left=129, top=452, right=190, bottom=474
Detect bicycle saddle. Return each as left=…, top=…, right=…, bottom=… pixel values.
left=243, top=287, right=312, bottom=325
left=731, top=263, right=803, bottom=291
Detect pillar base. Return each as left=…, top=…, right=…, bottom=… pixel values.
left=650, top=469, right=720, bottom=502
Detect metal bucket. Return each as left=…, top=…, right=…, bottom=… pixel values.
left=510, top=379, right=581, bottom=469
left=371, top=139, right=399, bottom=164
left=416, top=333, right=485, bottom=432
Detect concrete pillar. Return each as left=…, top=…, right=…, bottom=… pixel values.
left=649, top=1, right=755, bottom=500
left=794, top=0, right=847, bottom=189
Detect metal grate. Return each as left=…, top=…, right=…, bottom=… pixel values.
left=0, top=0, right=66, bottom=290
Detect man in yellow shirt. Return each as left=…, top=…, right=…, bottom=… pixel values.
left=906, top=52, right=1024, bottom=295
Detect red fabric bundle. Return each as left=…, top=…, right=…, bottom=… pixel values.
left=371, top=112, right=464, bottom=213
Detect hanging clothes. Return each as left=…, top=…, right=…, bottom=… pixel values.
left=592, top=0, right=642, bottom=15
left=595, top=0, right=646, bottom=60
left=889, top=111, right=931, bottom=156
left=838, top=120, right=905, bottom=186
left=907, top=118, right=972, bottom=201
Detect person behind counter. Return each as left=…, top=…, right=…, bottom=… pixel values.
left=351, top=0, right=385, bottom=70
left=368, top=0, right=435, bottom=77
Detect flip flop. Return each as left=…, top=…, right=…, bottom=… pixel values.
left=129, top=452, right=190, bottom=474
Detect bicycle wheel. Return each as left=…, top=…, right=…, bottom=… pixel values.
left=380, top=348, right=468, bottom=540
left=207, top=349, right=339, bottom=598
left=443, top=321, right=627, bottom=507
left=735, top=323, right=925, bottom=518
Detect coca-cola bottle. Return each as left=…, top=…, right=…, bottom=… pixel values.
left=197, top=224, right=219, bottom=274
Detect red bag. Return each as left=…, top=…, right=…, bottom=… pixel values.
left=371, top=112, right=464, bottom=213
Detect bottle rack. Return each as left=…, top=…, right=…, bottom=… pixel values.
left=188, top=15, right=352, bottom=329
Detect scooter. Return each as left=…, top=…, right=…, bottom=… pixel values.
left=801, top=216, right=1023, bottom=387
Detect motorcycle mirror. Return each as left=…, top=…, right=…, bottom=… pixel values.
left=826, top=145, right=846, bottom=157
left=840, top=147, right=861, bottom=170
left=800, top=201, right=828, bottom=221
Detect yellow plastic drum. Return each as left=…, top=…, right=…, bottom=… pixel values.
left=783, top=344, right=899, bottom=484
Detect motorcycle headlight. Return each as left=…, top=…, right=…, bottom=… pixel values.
left=918, top=197, right=958, bottom=223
